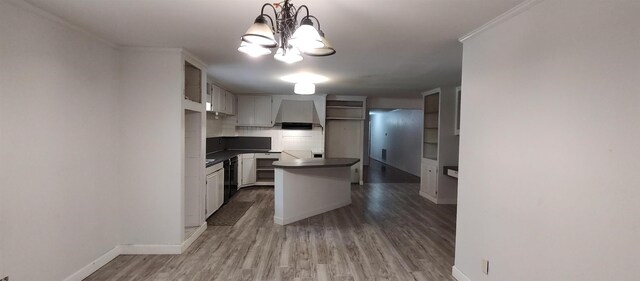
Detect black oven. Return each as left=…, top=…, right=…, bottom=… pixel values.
left=223, top=156, right=238, bottom=203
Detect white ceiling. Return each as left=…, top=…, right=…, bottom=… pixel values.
left=25, top=0, right=524, bottom=97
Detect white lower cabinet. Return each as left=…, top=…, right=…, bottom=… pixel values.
left=239, top=154, right=256, bottom=187
left=206, top=167, right=224, bottom=218
left=420, top=163, right=438, bottom=198
left=238, top=153, right=280, bottom=188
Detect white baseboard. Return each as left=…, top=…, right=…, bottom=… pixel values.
left=419, top=191, right=438, bottom=203
left=63, top=223, right=207, bottom=280
left=181, top=222, right=207, bottom=252
left=452, top=265, right=472, bottom=281
left=63, top=246, right=121, bottom=281
left=419, top=191, right=457, bottom=205
left=274, top=200, right=351, bottom=225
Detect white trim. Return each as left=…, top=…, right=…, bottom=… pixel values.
left=422, top=87, right=442, bottom=97
left=183, top=50, right=207, bottom=69
left=181, top=222, right=207, bottom=252
left=6, top=0, right=119, bottom=48
left=458, top=0, right=544, bottom=42
left=274, top=200, right=351, bottom=225
left=63, top=222, right=206, bottom=280
left=62, top=247, right=121, bottom=281
left=419, top=190, right=438, bottom=203
left=452, top=266, right=472, bottom=281
left=273, top=216, right=285, bottom=225
left=420, top=191, right=457, bottom=205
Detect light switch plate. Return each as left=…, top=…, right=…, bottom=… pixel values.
left=481, top=259, right=490, bottom=275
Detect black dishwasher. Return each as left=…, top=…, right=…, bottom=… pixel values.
left=223, top=156, right=238, bottom=203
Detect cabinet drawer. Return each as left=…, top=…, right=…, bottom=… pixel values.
left=206, top=162, right=223, bottom=174
left=241, top=153, right=255, bottom=159
left=255, top=152, right=280, bottom=159
left=446, top=169, right=458, bottom=178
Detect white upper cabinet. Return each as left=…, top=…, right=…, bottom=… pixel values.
left=236, top=95, right=272, bottom=127
left=225, top=91, right=235, bottom=115
left=253, top=96, right=272, bottom=126
left=236, top=95, right=255, bottom=125
left=207, top=83, right=235, bottom=115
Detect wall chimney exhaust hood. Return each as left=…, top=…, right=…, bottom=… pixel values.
left=277, top=100, right=315, bottom=130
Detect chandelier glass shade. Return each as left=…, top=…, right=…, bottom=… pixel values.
left=237, top=42, right=272, bottom=57
left=239, top=0, right=335, bottom=63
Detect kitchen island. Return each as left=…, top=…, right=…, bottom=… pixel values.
left=273, top=158, right=360, bottom=225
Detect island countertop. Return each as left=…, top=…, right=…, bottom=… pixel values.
left=273, top=157, right=359, bottom=169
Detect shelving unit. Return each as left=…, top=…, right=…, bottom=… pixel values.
left=423, top=93, right=440, bottom=160
left=420, top=87, right=459, bottom=205
left=182, top=53, right=206, bottom=244
left=256, top=158, right=276, bottom=182
left=325, top=96, right=366, bottom=185
left=326, top=100, right=365, bottom=120
left=184, top=61, right=202, bottom=103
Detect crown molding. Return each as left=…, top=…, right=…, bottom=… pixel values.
left=459, top=0, right=544, bottom=43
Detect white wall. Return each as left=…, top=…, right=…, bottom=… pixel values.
left=119, top=48, right=183, bottom=246
left=369, top=110, right=422, bottom=176
left=455, top=1, right=640, bottom=280
left=368, top=97, right=422, bottom=110
left=0, top=1, right=121, bottom=280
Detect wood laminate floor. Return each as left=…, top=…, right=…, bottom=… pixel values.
left=364, top=159, right=421, bottom=183
left=85, top=183, right=456, bottom=281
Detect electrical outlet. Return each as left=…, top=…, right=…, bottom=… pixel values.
left=481, top=259, right=490, bottom=275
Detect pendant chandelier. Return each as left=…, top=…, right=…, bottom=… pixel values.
left=238, top=0, right=336, bottom=64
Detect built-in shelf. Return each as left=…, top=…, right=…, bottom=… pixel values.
left=326, top=117, right=364, bottom=120
left=184, top=61, right=202, bottom=103
left=256, top=158, right=276, bottom=182
left=423, top=92, right=440, bottom=160
left=326, top=105, right=361, bottom=109
left=326, top=100, right=365, bottom=120
left=183, top=99, right=204, bottom=112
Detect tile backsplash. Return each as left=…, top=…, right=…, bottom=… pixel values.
left=209, top=115, right=324, bottom=153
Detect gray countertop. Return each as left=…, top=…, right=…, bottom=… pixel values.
left=205, top=150, right=279, bottom=167
left=273, top=158, right=360, bottom=169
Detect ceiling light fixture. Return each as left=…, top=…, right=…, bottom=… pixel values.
left=294, top=82, right=315, bottom=95
left=281, top=72, right=328, bottom=95
left=239, top=0, right=335, bottom=63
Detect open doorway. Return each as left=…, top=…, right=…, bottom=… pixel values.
left=364, top=108, right=422, bottom=183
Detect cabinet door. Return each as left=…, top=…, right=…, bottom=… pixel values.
left=241, top=155, right=256, bottom=185
left=225, top=92, right=235, bottom=115
left=236, top=95, right=255, bottom=125
left=420, top=164, right=438, bottom=198
left=206, top=170, right=222, bottom=217
left=326, top=120, right=362, bottom=183
left=206, top=83, right=213, bottom=111
left=216, top=169, right=224, bottom=210
left=218, top=88, right=226, bottom=113
left=253, top=96, right=272, bottom=126
left=211, top=85, right=221, bottom=112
